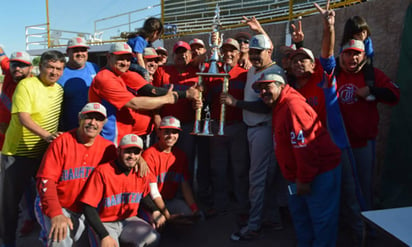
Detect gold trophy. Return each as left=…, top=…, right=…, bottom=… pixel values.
left=195, top=4, right=230, bottom=136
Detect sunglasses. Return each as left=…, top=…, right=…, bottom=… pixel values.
left=237, top=39, right=249, bottom=44
left=81, top=112, right=106, bottom=121
left=123, top=147, right=142, bottom=155
left=10, top=61, right=30, bottom=68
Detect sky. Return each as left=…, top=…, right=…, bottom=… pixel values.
left=0, top=0, right=161, bottom=54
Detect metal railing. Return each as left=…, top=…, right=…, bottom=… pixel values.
left=162, top=0, right=363, bottom=39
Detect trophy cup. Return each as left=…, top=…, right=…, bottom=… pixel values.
left=194, top=4, right=230, bottom=136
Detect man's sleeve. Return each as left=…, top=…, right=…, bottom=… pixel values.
left=319, top=56, right=336, bottom=75
left=36, top=137, right=65, bottom=217
left=90, top=73, right=134, bottom=110
left=371, top=68, right=400, bottom=105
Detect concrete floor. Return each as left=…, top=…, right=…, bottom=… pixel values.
left=11, top=206, right=403, bottom=247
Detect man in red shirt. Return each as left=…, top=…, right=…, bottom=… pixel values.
left=35, top=102, right=117, bottom=246
left=88, top=42, right=177, bottom=145
left=81, top=134, right=164, bottom=247
left=253, top=70, right=342, bottom=247
left=142, top=116, right=198, bottom=220
left=0, top=49, right=33, bottom=149
left=206, top=38, right=249, bottom=219
left=153, top=41, right=208, bottom=203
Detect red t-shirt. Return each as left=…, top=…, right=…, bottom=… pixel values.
left=294, top=59, right=327, bottom=126
left=89, top=68, right=136, bottom=144
left=120, top=71, right=154, bottom=136
left=272, top=84, right=341, bottom=183
left=152, top=65, right=199, bottom=123
left=0, top=58, right=18, bottom=148
left=36, top=130, right=116, bottom=217
left=80, top=161, right=150, bottom=222
left=206, top=64, right=247, bottom=123
left=336, top=68, right=400, bottom=147
left=142, top=143, right=190, bottom=200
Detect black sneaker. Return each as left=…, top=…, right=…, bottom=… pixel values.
left=230, top=226, right=261, bottom=241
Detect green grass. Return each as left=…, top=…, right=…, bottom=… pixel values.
left=0, top=74, right=4, bottom=83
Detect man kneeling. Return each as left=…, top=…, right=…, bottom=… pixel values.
left=80, top=134, right=165, bottom=246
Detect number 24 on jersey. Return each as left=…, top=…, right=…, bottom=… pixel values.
left=290, top=130, right=306, bottom=147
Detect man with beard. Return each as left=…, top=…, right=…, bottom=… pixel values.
left=0, top=48, right=35, bottom=238
left=81, top=134, right=164, bottom=247
left=221, top=17, right=285, bottom=241
left=1, top=50, right=66, bottom=246
left=35, top=102, right=117, bottom=246
left=58, top=37, right=100, bottom=131
left=0, top=49, right=33, bottom=149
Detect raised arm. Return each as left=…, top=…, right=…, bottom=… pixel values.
left=242, top=16, right=273, bottom=48
left=314, top=0, right=336, bottom=59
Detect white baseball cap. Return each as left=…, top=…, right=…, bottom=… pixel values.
left=119, top=134, right=144, bottom=149
left=342, top=39, right=365, bottom=53
left=67, top=37, right=89, bottom=49
left=249, top=34, right=272, bottom=50
left=143, top=47, right=159, bottom=59
left=290, top=47, right=315, bottom=62
left=10, top=51, right=32, bottom=65
left=252, top=66, right=287, bottom=90
left=79, top=102, right=107, bottom=118
left=189, top=38, right=205, bottom=48
left=222, top=38, right=240, bottom=50
left=159, top=116, right=182, bottom=131
left=110, top=43, right=132, bottom=55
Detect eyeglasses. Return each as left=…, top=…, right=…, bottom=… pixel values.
left=10, top=61, right=30, bottom=68
left=237, top=39, right=249, bottom=44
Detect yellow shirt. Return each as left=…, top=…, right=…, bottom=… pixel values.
left=2, top=76, right=63, bottom=158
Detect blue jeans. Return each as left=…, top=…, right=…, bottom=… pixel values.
left=288, top=165, right=342, bottom=247
left=352, top=140, right=375, bottom=210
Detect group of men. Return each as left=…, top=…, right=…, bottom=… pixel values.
left=0, top=1, right=400, bottom=246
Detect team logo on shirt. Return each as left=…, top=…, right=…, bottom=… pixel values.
left=338, top=84, right=358, bottom=104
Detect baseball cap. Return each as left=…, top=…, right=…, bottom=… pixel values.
left=189, top=38, right=205, bottom=48
left=342, top=39, right=365, bottom=53
left=143, top=47, right=159, bottom=59
left=67, top=37, right=89, bottom=49
left=279, top=44, right=296, bottom=56
left=234, top=32, right=252, bottom=41
left=159, top=116, right=182, bottom=131
left=290, top=47, right=315, bottom=62
left=79, top=102, right=107, bottom=118
left=173, top=41, right=191, bottom=53
left=249, top=34, right=272, bottom=50
left=10, top=51, right=32, bottom=65
left=252, top=67, right=287, bottom=90
left=222, top=38, right=240, bottom=50
left=110, top=43, right=132, bottom=55
left=156, top=46, right=168, bottom=55
left=119, top=134, right=143, bottom=149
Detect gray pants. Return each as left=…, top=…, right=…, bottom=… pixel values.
left=247, top=125, right=282, bottom=231
left=34, top=204, right=89, bottom=247
left=91, top=216, right=160, bottom=247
